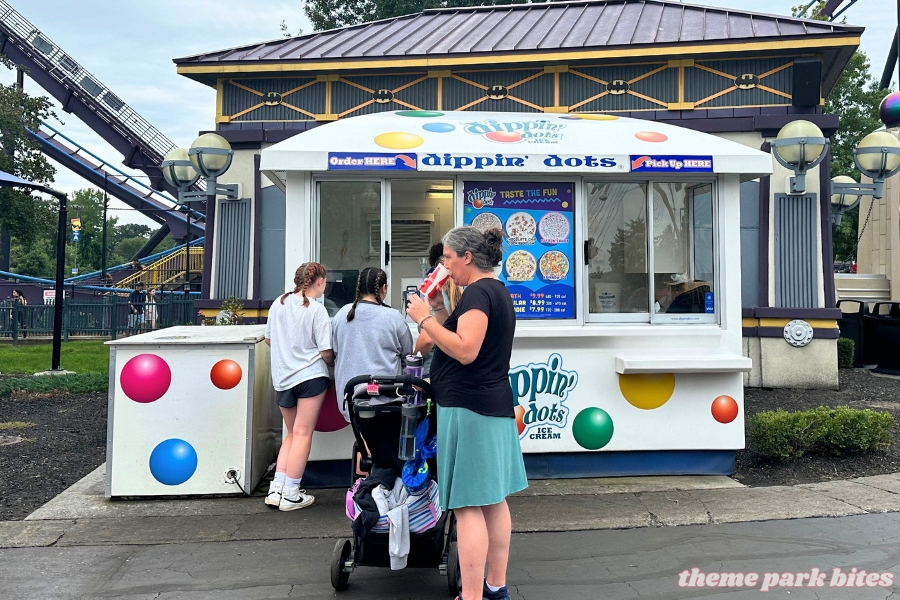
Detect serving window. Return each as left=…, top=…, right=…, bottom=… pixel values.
left=585, top=180, right=717, bottom=324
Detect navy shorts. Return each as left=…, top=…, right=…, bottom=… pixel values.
left=275, top=376, right=330, bottom=408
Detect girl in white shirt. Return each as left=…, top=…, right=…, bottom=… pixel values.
left=265, top=262, right=334, bottom=510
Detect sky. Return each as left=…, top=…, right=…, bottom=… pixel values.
left=2, top=0, right=895, bottom=227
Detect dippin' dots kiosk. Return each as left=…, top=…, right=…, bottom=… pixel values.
left=105, top=326, right=280, bottom=496
left=260, top=110, right=772, bottom=479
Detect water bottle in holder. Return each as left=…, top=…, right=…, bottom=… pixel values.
left=398, top=403, right=418, bottom=461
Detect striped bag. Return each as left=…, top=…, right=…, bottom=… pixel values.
left=346, top=478, right=443, bottom=533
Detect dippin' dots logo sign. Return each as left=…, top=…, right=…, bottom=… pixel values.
left=509, top=354, right=577, bottom=439
left=463, top=119, right=566, bottom=144
left=466, top=187, right=495, bottom=208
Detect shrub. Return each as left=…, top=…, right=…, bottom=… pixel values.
left=749, top=406, right=894, bottom=460
left=0, top=373, right=108, bottom=398
left=837, top=337, right=855, bottom=369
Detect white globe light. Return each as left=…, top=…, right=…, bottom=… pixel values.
left=774, top=120, right=826, bottom=166
left=189, top=133, right=232, bottom=177
left=856, top=131, right=900, bottom=175
left=162, top=148, right=197, bottom=188
left=830, top=175, right=859, bottom=208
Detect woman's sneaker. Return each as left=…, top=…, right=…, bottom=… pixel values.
left=279, top=487, right=315, bottom=511
left=483, top=580, right=511, bottom=600
left=264, top=482, right=283, bottom=507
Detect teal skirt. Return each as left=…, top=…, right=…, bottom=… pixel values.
left=437, top=406, right=528, bottom=510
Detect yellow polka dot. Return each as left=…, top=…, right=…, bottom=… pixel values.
left=374, top=132, right=424, bottom=150
left=575, top=114, right=618, bottom=121
left=619, top=373, right=675, bottom=410
left=561, top=201, right=569, bottom=208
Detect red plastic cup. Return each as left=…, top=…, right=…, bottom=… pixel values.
left=420, top=263, right=451, bottom=298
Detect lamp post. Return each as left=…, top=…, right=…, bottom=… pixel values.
left=771, top=120, right=829, bottom=194
left=774, top=123, right=900, bottom=224
left=160, top=134, right=237, bottom=297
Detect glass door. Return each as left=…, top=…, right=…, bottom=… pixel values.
left=316, top=181, right=383, bottom=316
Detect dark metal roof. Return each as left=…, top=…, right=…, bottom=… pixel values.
left=175, top=0, right=862, bottom=65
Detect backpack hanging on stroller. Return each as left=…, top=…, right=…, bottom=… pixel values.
left=331, top=374, right=460, bottom=595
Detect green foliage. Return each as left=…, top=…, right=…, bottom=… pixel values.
left=837, top=337, right=855, bottom=368
left=201, top=296, right=244, bottom=325
left=0, top=341, right=110, bottom=374
left=11, top=238, right=54, bottom=278
left=304, top=0, right=546, bottom=31
left=0, top=373, right=108, bottom=398
left=0, top=83, right=57, bottom=249
left=826, top=52, right=890, bottom=179
left=749, top=406, right=894, bottom=460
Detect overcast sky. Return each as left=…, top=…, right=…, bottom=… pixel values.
left=2, top=0, right=895, bottom=227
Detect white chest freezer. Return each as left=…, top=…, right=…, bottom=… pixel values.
left=105, top=325, right=279, bottom=497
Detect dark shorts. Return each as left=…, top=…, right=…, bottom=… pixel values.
left=275, top=376, right=330, bottom=408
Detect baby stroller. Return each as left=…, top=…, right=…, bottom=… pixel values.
left=331, top=374, right=460, bottom=595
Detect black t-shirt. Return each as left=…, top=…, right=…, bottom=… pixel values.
left=430, top=278, right=516, bottom=418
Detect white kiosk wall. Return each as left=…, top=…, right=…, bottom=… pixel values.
left=261, top=111, right=770, bottom=471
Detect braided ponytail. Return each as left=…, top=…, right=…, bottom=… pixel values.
left=373, top=269, right=388, bottom=307
left=346, top=267, right=371, bottom=322
left=346, top=266, right=388, bottom=321
left=280, top=262, right=326, bottom=306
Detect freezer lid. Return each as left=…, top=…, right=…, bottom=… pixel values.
left=106, top=325, right=267, bottom=346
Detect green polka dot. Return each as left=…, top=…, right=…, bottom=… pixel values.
left=572, top=407, right=614, bottom=450
left=396, top=111, right=444, bottom=118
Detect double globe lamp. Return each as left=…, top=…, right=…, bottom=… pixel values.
left=772, top=119, right=900, bottom=225
left=161, top=133, right=238, bottom=203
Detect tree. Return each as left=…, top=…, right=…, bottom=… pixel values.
left=304, top=0, right=538, bottom=32
left=0, top=81, right=57, bottom=270
left=791, top=3, right=890, bottom=260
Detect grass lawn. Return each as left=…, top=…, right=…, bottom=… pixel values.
left=0, top=341, right=109, bottom=375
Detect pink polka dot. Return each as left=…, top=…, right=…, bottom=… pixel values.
left=315, top=381, right=349, bottom=432
left=635, top=131, right=668, bottom=143
left=121, top=354, right=171, bottom=403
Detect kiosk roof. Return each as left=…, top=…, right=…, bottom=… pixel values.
left=260, top=110, right=772, bottom=177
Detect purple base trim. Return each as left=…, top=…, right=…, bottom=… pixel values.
left=750, top=307, right=841, bottom=319
left=755, top=326, right=840, bottom=339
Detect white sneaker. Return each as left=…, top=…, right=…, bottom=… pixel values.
left=265, top=482, right=283, bottom=507
left=279, top=487, right=315, bottom=511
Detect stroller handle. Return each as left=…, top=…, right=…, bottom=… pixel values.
left=343, top=374, right=434, bottom=400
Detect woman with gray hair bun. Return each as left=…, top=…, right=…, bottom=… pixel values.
left=407, top=226, right=527, bottom=600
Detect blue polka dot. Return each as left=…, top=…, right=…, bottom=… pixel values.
left=422, top=122, right=455, bottom=133
left=149, top=439, right=198, bottom=486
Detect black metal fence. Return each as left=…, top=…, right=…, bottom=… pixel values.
left=0, top=295, right=196, bottom=342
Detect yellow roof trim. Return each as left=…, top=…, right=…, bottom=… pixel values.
left=179, top=37, right=860, bottom=77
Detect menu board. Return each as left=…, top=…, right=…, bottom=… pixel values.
left=463, top=182, right=575, bottom=320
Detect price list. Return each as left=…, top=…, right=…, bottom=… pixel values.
left=463, top=182, right=576, bottom=320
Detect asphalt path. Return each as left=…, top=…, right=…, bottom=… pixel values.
left=2, top=512, right=899, bottom=599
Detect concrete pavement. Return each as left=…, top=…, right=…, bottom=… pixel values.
left=2, top=466, right=900, bottom=598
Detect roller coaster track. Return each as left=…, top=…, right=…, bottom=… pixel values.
left=27, top=121, right=204, bottom=240
left=0, top=0, right=206, bottom=205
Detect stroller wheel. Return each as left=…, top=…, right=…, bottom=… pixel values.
left=331, top=539, right=352, bottom=591
left=446, top=540, right=460, bottom=596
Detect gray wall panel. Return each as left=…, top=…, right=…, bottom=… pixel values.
left=774, top=193, right=818, bottom=308
left=215, top=199, right=251, bottom=300
left=260, top=186, right=287, bottom=301
left=740, top=180, right=760, bottom=308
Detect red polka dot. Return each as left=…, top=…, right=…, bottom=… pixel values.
left=485, top=131, right=522, bottom=143
left=210, top=359, right=242, bottom=390
left=711, top=395, right=739, bottom=424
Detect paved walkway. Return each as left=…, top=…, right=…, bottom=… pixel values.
left=2, top=465, right=900, bottom=549
left=2, top=466, right=900, bottom=598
